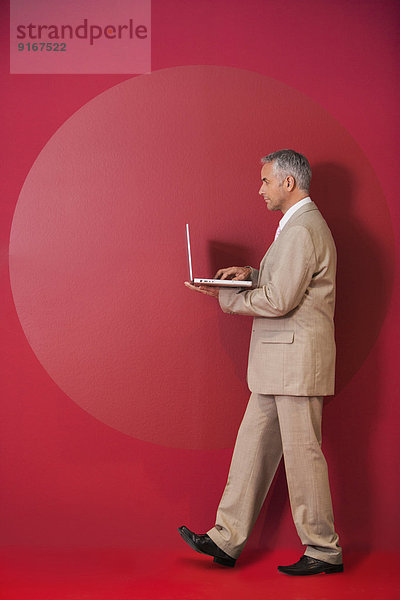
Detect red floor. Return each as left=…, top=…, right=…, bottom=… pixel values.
left=0, top=548, right=399, bottom=600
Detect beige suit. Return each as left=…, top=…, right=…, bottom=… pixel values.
left=207, top=201, right=342, bottom=564
left=219, top=201, right=336, bottom=396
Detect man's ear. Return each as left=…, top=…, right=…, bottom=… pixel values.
left=286, top=175, right=295, bottom=191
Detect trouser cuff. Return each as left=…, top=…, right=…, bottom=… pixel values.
left=304, top=546, right=343, bottom=565
left=207, top=527, right=239, bottom=559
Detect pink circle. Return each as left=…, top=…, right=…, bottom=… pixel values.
left=9, top=66, right=394, bottom=449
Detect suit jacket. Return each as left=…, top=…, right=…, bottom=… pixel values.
left=218, top=202, right=336, bottom=396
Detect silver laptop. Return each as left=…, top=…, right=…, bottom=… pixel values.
left=186, top=223, right=252, bottom=287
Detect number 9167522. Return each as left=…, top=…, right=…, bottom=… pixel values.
left=18, top=42, right=67, bottom=51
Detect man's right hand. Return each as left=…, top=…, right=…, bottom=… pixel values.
left=214, top=266, right=252, bottom=281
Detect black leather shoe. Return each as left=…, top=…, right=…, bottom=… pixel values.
left=278, top=555, right=344, bottom=576
left=178, top=525, right=236, bottom=567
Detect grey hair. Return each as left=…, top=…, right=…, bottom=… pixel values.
left=261, top=149, right=312, bottom=192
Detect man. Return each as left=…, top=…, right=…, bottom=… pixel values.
left=179, top=149, right=343, bottom=576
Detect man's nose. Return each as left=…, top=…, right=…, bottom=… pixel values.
left=258, top=185, right=264, bottom=195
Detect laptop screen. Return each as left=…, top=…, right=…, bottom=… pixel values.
left=185, top=223, right=193, bottom=281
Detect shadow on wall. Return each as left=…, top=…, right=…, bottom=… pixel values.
left=312, top=162, right=390, bottom=554
left=312, top=162, right=392, bottom=393
left=207, top=242, right=254, bottom=276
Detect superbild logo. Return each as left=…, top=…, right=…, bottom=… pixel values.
left=10, top=0, right=151, bottom=74
left=16, top=19, right=148, bottom=46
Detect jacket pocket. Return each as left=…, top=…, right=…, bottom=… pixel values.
left=260, top=331, right=294, bottom=344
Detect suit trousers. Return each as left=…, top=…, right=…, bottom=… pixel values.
left=207, top=393, right=342, bottom=564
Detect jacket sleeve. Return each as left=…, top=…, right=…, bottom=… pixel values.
left=249, top=267, right=259, bottom=286
left=218, top=226, right=316, bottom=318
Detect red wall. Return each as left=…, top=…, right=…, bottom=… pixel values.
left=1, top=0, right=399, bottom=554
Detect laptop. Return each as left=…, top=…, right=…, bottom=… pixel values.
left=186, top=223, right=252, bottom=288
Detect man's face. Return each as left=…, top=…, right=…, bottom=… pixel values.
left=258, top=162, right=286, bottom=211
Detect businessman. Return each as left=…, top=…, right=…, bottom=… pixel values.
left=179, top=149, right=343, bottom=576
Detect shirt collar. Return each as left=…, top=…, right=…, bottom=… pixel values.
left=279, top=196, right=312, bottom=231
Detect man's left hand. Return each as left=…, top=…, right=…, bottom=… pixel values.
left=184, top=282, right=220, bottom=298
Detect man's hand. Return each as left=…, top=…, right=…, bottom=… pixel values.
left=214, top=266, right=252, bottom=281
left=184, top=282, right=220, bottom=298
